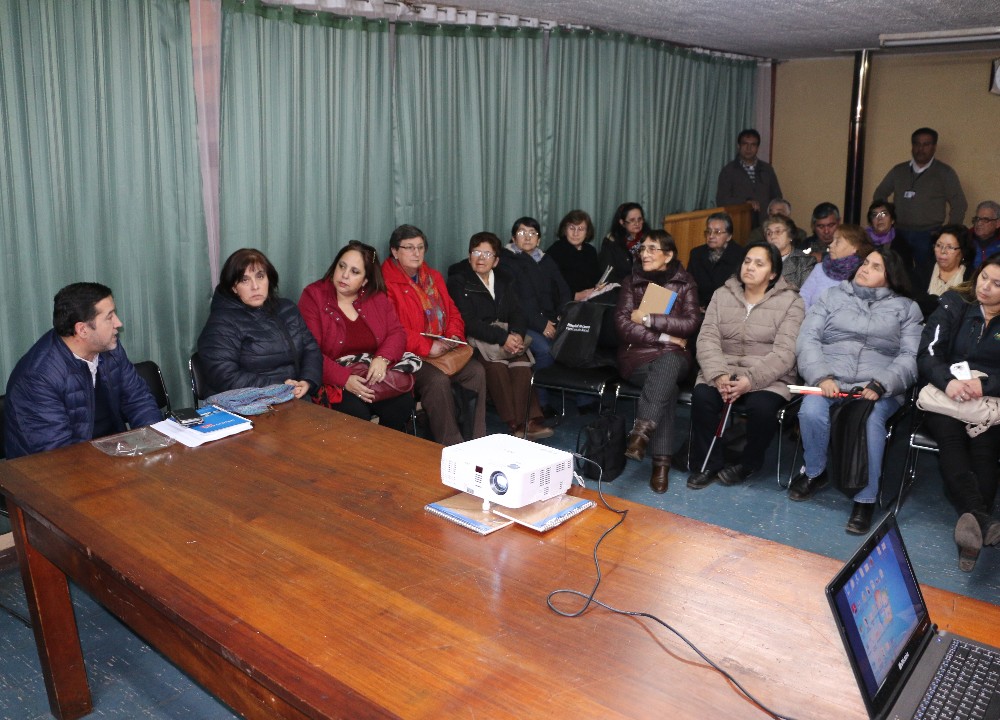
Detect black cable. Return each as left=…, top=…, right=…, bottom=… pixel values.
left=550, top=453, right=799, bottom=720
left=0, top=601, right=31, bottom=628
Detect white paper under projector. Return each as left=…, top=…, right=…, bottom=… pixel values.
left=440, top=434, right=574, bottom=509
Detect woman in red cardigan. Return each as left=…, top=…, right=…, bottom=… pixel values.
left=299, top=241, right=413, bottom=432
left=381, top=224, right=487, bottom=445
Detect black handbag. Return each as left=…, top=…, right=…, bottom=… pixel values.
left=575, top=412, right=626, bottom=482
left=828, top=393, right=875, bottom=497
left=551, top=301, right=606, bottom=368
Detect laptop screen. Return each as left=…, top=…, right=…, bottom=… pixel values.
left=826, top=515, right=934, bottom=715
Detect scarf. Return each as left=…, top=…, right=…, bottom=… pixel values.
left=865, top=226, right=896, bottom=247
left=394, top=258, right=447, bottom=335
left=823, top=252, right=862, bottom=282
left=505, top=241, right=544, bottom=262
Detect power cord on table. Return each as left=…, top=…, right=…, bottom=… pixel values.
left=550, top=453, right=800, bottom=720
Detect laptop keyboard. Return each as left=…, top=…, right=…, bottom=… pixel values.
left=914, top=639, right=1000, bottom=720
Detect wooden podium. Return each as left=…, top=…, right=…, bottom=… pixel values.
left=663, top=203, right=751, bottom=267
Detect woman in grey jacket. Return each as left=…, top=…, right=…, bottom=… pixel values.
left=687, top=243, right=805, bottom=489
left=790, top=249, right=923, bottom=535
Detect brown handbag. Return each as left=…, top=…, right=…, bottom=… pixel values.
left=424, top=344, right=473, bottom=376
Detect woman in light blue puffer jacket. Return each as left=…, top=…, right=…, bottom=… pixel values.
left=790, top=249, right=923, bottom=535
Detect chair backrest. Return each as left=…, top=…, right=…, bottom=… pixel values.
left=133, top=360, right=171, bottom=417
left=189, top=352, right=210, bottom=404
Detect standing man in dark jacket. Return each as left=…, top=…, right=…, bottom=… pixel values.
left=5, top=282, right=162, bottom=459
left=716, top=128, right=783, bottom=229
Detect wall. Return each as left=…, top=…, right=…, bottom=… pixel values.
left=772, top=50, right=999, bottom=231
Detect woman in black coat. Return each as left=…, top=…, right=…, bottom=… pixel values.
left=598, top=201, right=651, bottom=284
left=197, top=248, right=322, bottom=398
left=448, top=232, right=552, bottom=440
left=917, top=255, right=1000, bottom=571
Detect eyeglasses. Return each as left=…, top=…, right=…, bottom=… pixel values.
left=973, top=216, right=999, bottom=224
left=934, top=243, right=961, bottom=252
left=515, top=230, right=539, bottom=238
left=765, top=228, right=788, bottom=237
left=397, top=244, right=425, bottom=253
left=566, top=224, right=588, bottom=233
left=705, top=228, right=730, bottom=237
left=870, top=211, right=889, bottom=220
left=470, top=250, right=495, bottom=259
left=638, top=244, right=664, bottom=255
left=624, top=217, right=644, bottom=225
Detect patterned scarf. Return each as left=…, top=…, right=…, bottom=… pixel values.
left=865, top=226, right=896, bottom=247
left=822, top=252, right=862, bottom=281
left=395, top=258, right=447, bottom=335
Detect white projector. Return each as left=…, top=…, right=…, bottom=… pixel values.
left=440, top=434, right=574, bottom=509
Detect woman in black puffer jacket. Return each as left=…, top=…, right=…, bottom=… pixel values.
left=448, top=232, right=551, bottom=440
left=615, top=230, right=702, bottom=493
left=198, top=248, right=321, bottom=398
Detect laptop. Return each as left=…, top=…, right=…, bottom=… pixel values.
left=826, top=513, right=1000, bottom=720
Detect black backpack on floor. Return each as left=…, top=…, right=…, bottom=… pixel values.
left=575, top=412, right=626, bottom=482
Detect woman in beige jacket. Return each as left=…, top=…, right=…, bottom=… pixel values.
left=687, top=242, right=805, bottom=489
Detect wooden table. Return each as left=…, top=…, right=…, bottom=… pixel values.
left=2, top=402, right=999, bottom=720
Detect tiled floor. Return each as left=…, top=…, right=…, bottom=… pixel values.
left=1, top=404, right=997, bottom=719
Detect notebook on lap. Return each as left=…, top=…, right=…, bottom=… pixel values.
left=826, top=513, right=1000, bottom=720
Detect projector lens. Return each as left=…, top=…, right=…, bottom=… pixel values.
left=489, top=470, right=509, bottom=495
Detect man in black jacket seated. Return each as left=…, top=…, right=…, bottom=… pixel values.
left=687, top=212, right=743, bottom=310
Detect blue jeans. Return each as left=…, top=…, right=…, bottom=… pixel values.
left=526, top=329, right=554, bottom=406
left=799, top=394, right=900, bottom=503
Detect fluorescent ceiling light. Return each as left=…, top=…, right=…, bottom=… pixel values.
left=879, top=27, right=1000, bottom=47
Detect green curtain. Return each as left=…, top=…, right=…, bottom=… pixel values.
left=219, top=1, right=392, bottom=300
left=391, top=24, right=545, bottom=270
left=542, top=30, right=756, bottom=240
left=0, top=0, right=209, bottom=400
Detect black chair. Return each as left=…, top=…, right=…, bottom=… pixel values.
left=893, top=410, right=938, bottom=514
left=526, top=362, right=621, bottom=425
left=134, top=360, right=171, bottom=417
left=189, top=352, right=211, bottom=404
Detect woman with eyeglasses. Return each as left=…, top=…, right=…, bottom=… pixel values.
left=615, top=230, right=702, bottom=493
left=502, top=216, right=571, bottom=411
left=915, top=224, right=970, bottom=317
left=381, top=224, right=487, bottom=445
left=448, top=232, right=553, bottom=440
left=547, top=210, right=605, bottom=301
left=298, top=241, right=414, bottom=432
left=917, top=256, right=1000, bottom=571
left=197, top=248, right=321, bottom=398
left=599, top=202, right=652, bottom=284
left=762, top=213, right=815, bottom=291
left=865, top=199, right=915, bottom=280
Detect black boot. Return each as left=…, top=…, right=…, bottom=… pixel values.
left=788, top=470, right=828, bottom=501
left=845, top=502, right=874, bottom=535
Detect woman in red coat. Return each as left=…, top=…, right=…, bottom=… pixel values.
left=615, top=230, right=702, bottom=493
left=381, top=225, right=487, bottom=445
left=299, top=241, right=413, bottom=432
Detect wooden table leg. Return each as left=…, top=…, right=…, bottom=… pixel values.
left=10, top=504, right=93, bottom=720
